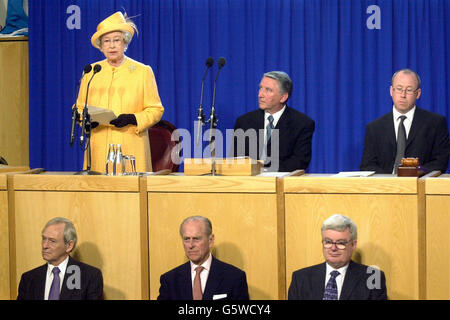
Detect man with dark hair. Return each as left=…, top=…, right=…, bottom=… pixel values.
left=232, top=71, right=315, bottom=172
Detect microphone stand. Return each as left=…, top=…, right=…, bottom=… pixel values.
left=207, top=104, right=218, bottom=176
left=75, top=113, right=101, bottom=175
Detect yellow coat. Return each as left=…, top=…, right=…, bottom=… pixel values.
left=76, top=57, right=164, bottom=173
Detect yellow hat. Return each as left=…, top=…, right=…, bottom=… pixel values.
left=91, top=12, right=135, bottom=49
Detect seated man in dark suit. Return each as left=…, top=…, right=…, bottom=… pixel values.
left=157, top=215, right=249, bottom=300
left=361, top=68, right=450, bottom=173
left=232, top=71, right=315, bottom=172
left=288, top=214, right=387, bottom=300
left=17, top=217, right=103, bottom=300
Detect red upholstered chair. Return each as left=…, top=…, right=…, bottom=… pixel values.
left=148, top=120, right=180, bottom=172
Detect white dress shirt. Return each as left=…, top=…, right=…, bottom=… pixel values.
left=392, top=105, right=416, bottom=140
left=263, top=105, right=286, bottom=143
left=325, top=263, right=349, bottom=300
left=190, top=253, right=212, bottom=294
left=44, top=255, right=69, bottom=300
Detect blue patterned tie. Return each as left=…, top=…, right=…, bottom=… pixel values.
left=323, top=270, right=340, bottom=300
left=266, top=115, right=274, bottom=144
left=48, top=267, right=61, bottom=300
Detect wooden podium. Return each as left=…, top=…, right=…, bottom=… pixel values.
left=184, top=157, right=263, bottom=176
left=283, top=174, right=425, bottom=300
left=9, top=173, right=148, bottom=300
left=0, top=173, right=10, bottom=299
left=146, top=175, right=284, bottom=299
left=424, top=174, right=450, bottom=299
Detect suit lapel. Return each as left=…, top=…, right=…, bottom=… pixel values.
left=60, top=256, right=75, bottom=299
left=312, top=263, right=327, bottom=300
left=177, top=262, right=193, bottom=300
left=406, top=107, right=424, bottom=149
left=203, top=257, right=224, bottom=300
left=34, top=264, right=47, bottom=300
left=340, top=261, right=361, bottom=300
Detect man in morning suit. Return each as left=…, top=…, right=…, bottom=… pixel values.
left=361, top=68, right=450, bottom=173
left=17, top=217, right=103, bottom=300
left=232, top=71, right=315, bottom=172
left=288, top=214, right=387, bottom=300
left=157, top=216, right=249, bottom=300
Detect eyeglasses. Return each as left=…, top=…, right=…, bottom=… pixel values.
left=393, top=87, right=418, bottom=95
left=101, top=38, right=123, bottom=47
left=322, top=239, right=351, bottom=250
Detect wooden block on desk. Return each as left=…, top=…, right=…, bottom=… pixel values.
left=397, top=166, right=418, bottom=177
left=184, top=157, right=263, bottom=176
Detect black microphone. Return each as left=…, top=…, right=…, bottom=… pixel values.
left=70, top=64, right=92, bottom=147
left=196, top=57, right=214, bottom=145
left=80, top=64, right=102, bottom=145
left=211, top=57, right=226, bottom=111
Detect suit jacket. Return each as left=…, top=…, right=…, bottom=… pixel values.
left=361, top=107, right=450, bottom=173
left=157, top=256, right=249, bottom=300
left=232, top=106, right=315, bottom=172
left=17, top=256, right=103, bottom=300
left=288, top=261, right=387, bottom=300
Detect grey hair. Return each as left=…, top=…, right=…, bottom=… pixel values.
left=43, top=217, right=78, bottom=249
left=179, top=216, right=213, bottom=237
left=263, top=71, right=293, bottom=99
left=392, top=68, right=421, bottom=89
left=321, top=214, right=357, bottom=241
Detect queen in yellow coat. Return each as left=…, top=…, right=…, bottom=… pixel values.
left=76, top=12, right=164, bottom=173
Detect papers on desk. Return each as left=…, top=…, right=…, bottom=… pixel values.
left=332, top=171, right=375, bottom=177
left=87, top=106, right=117, bottom=125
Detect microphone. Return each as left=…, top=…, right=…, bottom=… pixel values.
left=211, top=57, right=226, bottom=109
left=208, top=57, right=226, bottom=146
left=71, top=64, right=92, bottom=147
left=81, top=64, right=102, bottom=145
left=196, top=57, right=214, bottom=145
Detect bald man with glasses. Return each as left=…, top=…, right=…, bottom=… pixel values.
left=361, top=68, right=450, bottom=174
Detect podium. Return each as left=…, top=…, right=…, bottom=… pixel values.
left=9, top=173, right=148, bottom=299
left=425, top=174, right=450, bottom=299
left=284, top=174, right=424, bottom=300
left=0, top=172, right=9, bottom=299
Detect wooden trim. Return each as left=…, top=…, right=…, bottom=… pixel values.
left=276, top=178, right=286, bottom=299
left=7, top=174, right=17, bottom=299
left=139, top=176, right=150, bottom=299
left=417, top=176, right=427, bottom=299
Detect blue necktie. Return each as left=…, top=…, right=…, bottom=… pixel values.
left=323, top=270, right=340, bottom=300
left=266, top=115, right=274, bottom=144
left=48, top=267, right=61, bottom=300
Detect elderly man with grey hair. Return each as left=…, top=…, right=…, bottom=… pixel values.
left=232, top=71, right=315, bottom=172
left=17, top=217, right=103, bottom=300
left=288, top=214, right=387, bottom=300
left=158, top=216, right=249, bottom=300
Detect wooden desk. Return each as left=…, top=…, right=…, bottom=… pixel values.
left=284, top=174, right=424, bottom=300
left=9, top=173, right=148, bottom=299
left=0, top=38, right=29, bottom=167
left=0, top=173, right=9, bottom=299
left=147, top=175, right=285, bottom=299
left=424, top=174, right=450, bottom=299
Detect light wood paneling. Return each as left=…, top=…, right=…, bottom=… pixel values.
left=425, top=175, right=450, bottom=299
left=0, top=39, right=29, bottom=167
left=0, top=174, right=9, bottom=299
left=11, top=174, right=146, bottom=299
left=147, top=176, right=281, bottom=300
left=284, top=175, right=421, bottom=300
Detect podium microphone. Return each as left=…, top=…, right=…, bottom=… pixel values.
left=81, top=64, right=102, bottom=146
left=70, top=64, right=92, bottom=147
left=196, top=57, right=214, bottom=145
left=211, top=57, right=226, bottom=110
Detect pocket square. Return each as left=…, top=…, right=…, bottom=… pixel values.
left=213, top=293, right=227, bottom=300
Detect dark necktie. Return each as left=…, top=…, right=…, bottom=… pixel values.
left=48, top=267, right=61, bottom=300
left=193, top=266, right=204, bottom=300
left=394, top=115, right=407, bottom=173
left=323, top=270, right=340, bottom=300
left=266, top=115, right=275, bottom=144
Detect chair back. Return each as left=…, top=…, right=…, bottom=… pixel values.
left=148, top=120, right=180, bottom=172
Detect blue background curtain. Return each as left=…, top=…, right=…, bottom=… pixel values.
left=28, top=0, right=450, bottom=173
